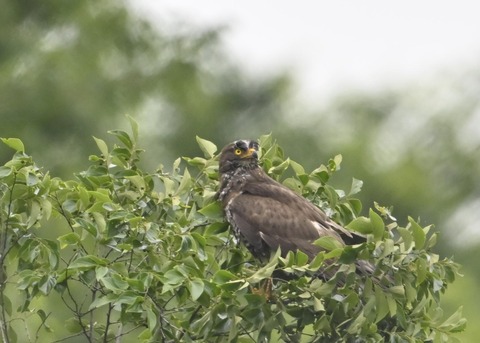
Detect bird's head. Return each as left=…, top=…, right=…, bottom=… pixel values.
left=219, top=139, right=259, bottom=174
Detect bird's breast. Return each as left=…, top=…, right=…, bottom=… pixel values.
left=219, top=170, right=248, bottom=202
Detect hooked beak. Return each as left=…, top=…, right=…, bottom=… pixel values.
left=243, top=147, right=258, bottom=159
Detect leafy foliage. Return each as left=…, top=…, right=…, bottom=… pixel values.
left=0, top=124, right=465, bottom=342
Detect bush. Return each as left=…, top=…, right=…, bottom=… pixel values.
left=0, top=120, right=465, bottom=342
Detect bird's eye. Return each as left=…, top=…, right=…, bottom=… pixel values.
left=234, top=148, right=242, bottom=155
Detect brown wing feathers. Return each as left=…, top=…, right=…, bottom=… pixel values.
left=218, top=139, right=366, bottom=276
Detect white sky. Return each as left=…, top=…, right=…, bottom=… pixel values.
left=130, top=1, right=480, bottom=105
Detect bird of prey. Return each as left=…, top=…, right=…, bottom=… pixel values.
left=218, top=139, right=371, bottom=280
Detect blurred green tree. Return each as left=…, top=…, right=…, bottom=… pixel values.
left=275, top=71, right=480, bottom=254
left=0, top=0, right=290, bottom=175
left=270, top=73, right=480, bottom=341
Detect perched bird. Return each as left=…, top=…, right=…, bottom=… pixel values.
left=218, top=139, right=371, bottom=280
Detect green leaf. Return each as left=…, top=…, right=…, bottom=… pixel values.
left=175, top=168, right=192, bottom=195
left=213, top=270, right=238, bottom=284
left=96, top=266, right=109, bottom=280
left=386, top=293, right=397, bottom=317
left=297, top=174, right=310, bottom=186
left=126, top=175, right=146, bottom=191
left=346, top=216, right=372, bottom=235
left=1, top=138, right=25, bottom=152
left=349, top=178, right=363, bottom=196
left=409, top=217, right=426, bottom=249
left=89, top=293, right=116, bottom=310
left=329, top=154, right=342, bottom=171
left=324, top=248, right=343, bottom=259
left=397, top=227, right=413, bottom=250
left=289, top=159, right=305, bottom=175
left=162, top=177, right=175, bottom=196
left=378, top=239, right=395, bottom=259
left=73, top=218, right=98, bottom=237
left=369, top=208, right=385, bottom=240
left=0, top=166, right=12, bottom=178
left=17, top=269, right=40, bottom=290
left=78, top=186, right=90, bottom=210
left=36, top=309, right=53, bottom=332
left=101, top=274, right=129, bottom=292
left=416, top=258, right=427, bottom=285
left=188, top=278, right=204, bottom=301
left=146, top=306, right=157, bottom=332
left=426, top=232, right=438, bottom=249
left=108, top=130, right=133, bottom=149
left=282, top=178, right=302, bottom=193
left=310, top=165, right=330, bottom=183
left=247, top=249, right=280, bottom=283
left=138, top=329, right=152, bottom=341
left=308, top=253, right=325, bottom=270
left=69, top=255, right=109, bottom=270
left=2, top=295, right=12, bottom=316
left=314, top=236, right=344, bottom=251
left=57, top=233, right=81, bottom=249
left=296, top=250, right=309, bottom=266
left=184, top=156, right=207, bottom=167
left=39, top=275, right=56, bottom=295
left=93, top=136, right=109, bottom=157
left=27, top=200, right=41, bottom=228
left=348, top=198, right=362, bottom=215
left=198, top=201, right=224, bottom=219
left=18, top=240, right=40, bottom=264
left=44, top=239, right=60, bottom=269
left=439, top=307, right=466, bottom=332
left=405, top=281, right=417, bottom=304
left=347, top=313, right=366, bottom=335
left=92, top=212, right=106, bottom=233
left=128, top=115, right=139, bottom=141
left=163, top=269, right=186, bottom=286
left=313, top=296, right=325, bottom=312
left=65, top=317, right=83, bottom=333
left=269, top=158, right=290, bottom=175
left=388, top=285, right=405, bottom=296
left=258, top=133, right=273, bottom=149
left=88, top=190, right=111, bottom=202
left=196, top=136, right=217, bottom=158
left=374, top=285, right=389, bottom=323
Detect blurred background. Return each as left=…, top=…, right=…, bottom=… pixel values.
left=1, top=0, right=479, bottom=340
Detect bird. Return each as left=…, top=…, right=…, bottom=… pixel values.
left=217, top=139, right=372, bottom=281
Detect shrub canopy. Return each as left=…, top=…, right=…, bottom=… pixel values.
left=0, top=123, right=465, bottom=342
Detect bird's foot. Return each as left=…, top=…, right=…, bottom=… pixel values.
left=251, top=278, right=275, bottom=302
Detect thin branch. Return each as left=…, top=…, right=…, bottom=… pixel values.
left=51, top=332, right=86, bottom=343
left=50, top=193, right=89, bottom=255
left=89, top=281, right=98, bottom=341
left=34, top=311, right=52, bottom=342
left=64, top=280, right=92, bottom=343
left=106, top=324, right=143, bottom=343
left=103, top=303, right=113, bottom=343
left=0, top=172, right=17, bottom=343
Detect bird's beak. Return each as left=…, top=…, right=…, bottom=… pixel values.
left=244, top=147, right=258, bottom=159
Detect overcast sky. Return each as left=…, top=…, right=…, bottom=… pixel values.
left=130, top=1, right=480, bottom=105
left=127, top=1, right=480, bottom=245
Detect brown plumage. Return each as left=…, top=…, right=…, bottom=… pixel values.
left=218, top=139, right=371, bottom=279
